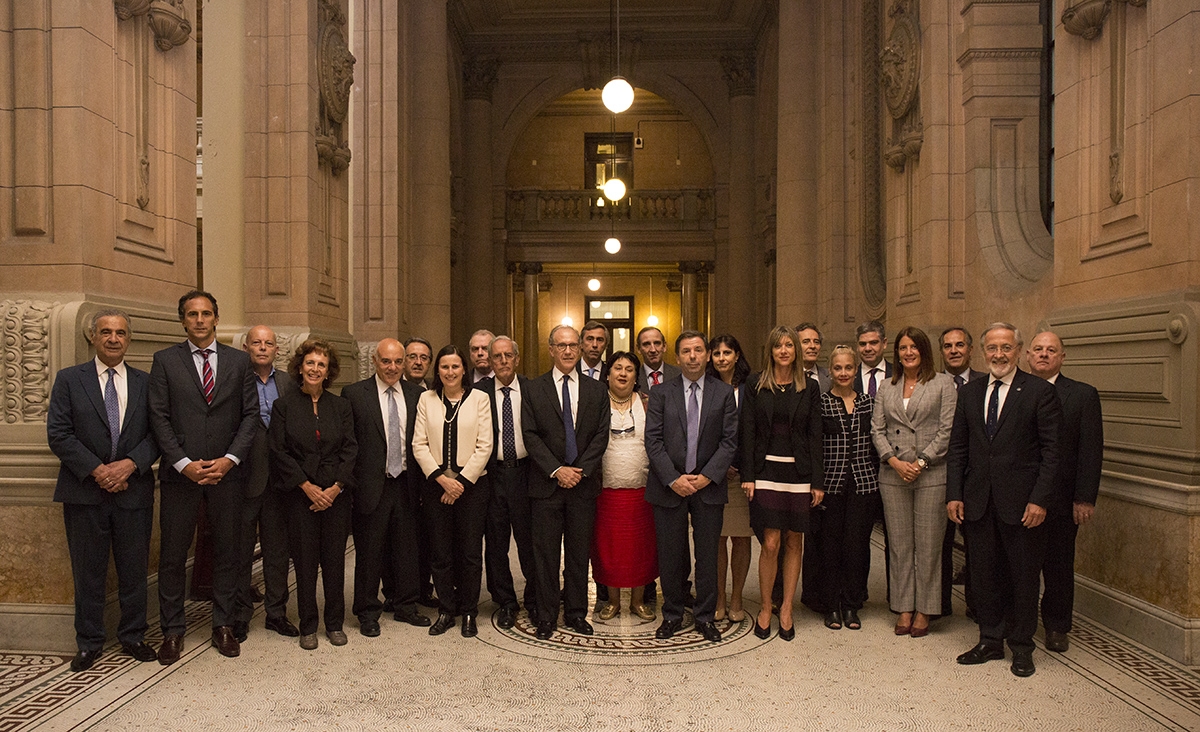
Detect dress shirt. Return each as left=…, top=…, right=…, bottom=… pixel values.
left=494, top=377, right=528, bottom=460
left=682, top=374, right=705, bottom=412
left=472, top=369, right=494, bottom=384
left=173, top=340, right=241, bottom=473
left=805, top=367, right=819, bottom=383
left=1045, top=373, right=1059, bottom=385
left=581, top=361, right=603, bottom=381
left=643, top=364, right=665, bottom=387
left=376, top=374, right=407, bottom=472
left=945, top=369, right=975, bottom=384
left=254, top=369, right=280, bottom=426
left=553, top=368, right=579, bottom=422
left=985, top=369, right=1017, bottom=422
left=859, top=363, right=884, bottom=388
left=94, top=357, right=128, bottom=428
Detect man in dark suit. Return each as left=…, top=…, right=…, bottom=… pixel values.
left=149, top=290, right=259, bottom=663
left=795, top=322, right=829, bottom=613
left=522, top=325, right=610, bottom=640
left=796, top=322, right=831, bottom=391
left=637, top=326, right=680, bottom=390
left=1028, top=330, right=1103, bottom=653
left=47, top=310, right=161, bottom=671
left=344, top=338, right=431, bottom=636
left=947, top=322, right=1061, bottom=677
left=234, top=325, right=299, bottom=639
left=478, top=335, right=538, bottom=628
left=644, top=330, right=738, bottom=642
left=578, top=321, right=608, bottom=381
left=939, top=325, right=987, bottom=618
left=400, top=336, right=435, bottom=608
left=853, top=320, right=890, bottom=396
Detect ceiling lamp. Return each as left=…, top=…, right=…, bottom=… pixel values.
left=603, top=0, right=633, bottom=114
left=602, top=177, right=626, bottom=201
left=604, top=237, right=621, bottom=254
left=647, top=314, right=659, bottom=327
left=588, top=278, right=601, bottom=291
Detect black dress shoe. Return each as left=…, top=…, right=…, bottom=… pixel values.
left=395, top=608, right=432, bottom=627
left=1045, top=630, right=1069, bottom=652
left=265, top=615, right=300, bottom=637
left=496, top=606, right=517, bottom=629
left=753, top=620, right=772, bottom=640
left=461, top=614, right=478, bottom=637
left=565, top=617, right=594, bottom=635
left=211, top=626, right=241, bottom=658
left=121, top=641, right=158, bottom=662
left=535, top=621, right=554, bottom=640
left=696, top=621, right=722, bottom=643
left=655, top=618, right=682, bottom=639
left=957, top=642, right=1005, bottom=665
left=359, top=618, right=381, bottom=637
left=70, top=649, right=101, bottom=672
left=231, top=620, right=249, bottom=643
left=1011, top=651, right=1036, bottom=677
left=381, top=598, right=396, bottom=614
left=429, top=612, right=456, bottom=636
left=158, top=633, right=183, bottom=665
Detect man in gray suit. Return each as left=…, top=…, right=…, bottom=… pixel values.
left=47, top=309, right=161, bottom=671
left=149, top=290, right=259, bottom=663
left=234, top=325, right=300, bottom=639
left=797, top=322, right=831, bottom=391
left=645, top=330, right=739, bottom=642
left=637, top=326, right=680, bottom=390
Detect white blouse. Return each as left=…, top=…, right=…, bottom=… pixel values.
left=602, top=396, right=649, bottom=489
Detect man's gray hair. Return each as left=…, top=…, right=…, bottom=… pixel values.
left=88, top=308, right=132, bottom=336
left=981, top=322, right=1023, bottom=348
left=471, top=329, right=497, bottom=343
left=490, top=334, right=520, bottom=357
left=548, top=324, right=579, bottom=346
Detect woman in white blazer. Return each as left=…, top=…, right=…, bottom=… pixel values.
left=870, top=327, right=957, bottom=638
left=412, top=344, right=494, bottom=638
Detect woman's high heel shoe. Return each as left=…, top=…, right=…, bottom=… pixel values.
left=753, top=618, right=772, bottom=639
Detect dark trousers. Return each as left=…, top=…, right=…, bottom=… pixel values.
left=962, top=504, right=1048, bottom=654
left=424, top=475, right=492, bottom=616
left=416, top=496, right=435, bottom=600
left=819, top=488, right=881, bottom=612
left=654, top=495, right=723, bottom=624
left=800, top=504, right=824, bottom=611
left=289, top=490, right=351, bottom=635
left=236, top=487, right=291, bottom=623
left=1040, top=510, right=1079, bottom=634
left=63, top=501, right=152, bottom=651
left=485, top=461, right=537, bottom=611
left=158, top=478, right=243, bottom=633
left=352, top=475, right=421, bottom=620
left=942, top=518, right=974, bottom=617
left=531, top=485, right=596, bottom=625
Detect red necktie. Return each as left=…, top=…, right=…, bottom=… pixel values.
left=651, top=371, right=661, bottom=386
left=200, top=349, right=214, bottom=404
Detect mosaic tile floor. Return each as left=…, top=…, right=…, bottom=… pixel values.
left=3, top=536, right=1199, bottom=731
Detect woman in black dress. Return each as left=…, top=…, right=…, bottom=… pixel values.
left=742, top=325, right=824, bottom=641
left=269, top=340, right=357, bottom=650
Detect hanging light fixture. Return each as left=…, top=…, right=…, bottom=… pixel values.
left=602, top=177, right=626, bottom=202
left=602, top=118, right=626, bottom=202
left=602, top=0, right=634, bottom=114
left=604, top=237, right=621, bottom=254
left=588, top=278, right=601, bottom=291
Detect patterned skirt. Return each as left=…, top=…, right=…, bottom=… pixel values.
left=749, top=455, right=812, bottom=534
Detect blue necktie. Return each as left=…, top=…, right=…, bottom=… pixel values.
left=686, top=382, right=700, bottom=473
left=104, top=368, right=120, bottom=461
left=986, top=380, right=1001, bottom=439
left=561, top=375, right=577, bottom=464
left=501, top=386, right=516, bottom=461
left=386, top=386, right=404, bottom=477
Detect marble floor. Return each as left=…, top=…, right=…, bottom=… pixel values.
left=2, top=534, right=1199, bottom=731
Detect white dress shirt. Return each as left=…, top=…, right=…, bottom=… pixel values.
left=376, top=374, right=408, bottom=470
left=188, top=338, right=219, bottom=383
left=581, top=361, right=603, bottom=381
left=553, top=367, right=579, bottom=422
left=95, top=357, right=128, bottom=428
left=494, top=377, right=528, bottom=460
left=682, top=374, right=704, bottom=412
left=859, top=363, right=884, bottom=389
left=985, top=369, right=1017, bottom=422
left=643, top=364, right=666, bottom=388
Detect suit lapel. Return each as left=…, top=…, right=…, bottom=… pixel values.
left=903, top=380, right=924, bottom=422
left=993, top=371, right=1027, bottom=436
left=123, top=368, right=146, bottom=433
left=176, top=342, right=207, bottom=401
left=80, top=363, right=109, bottom=426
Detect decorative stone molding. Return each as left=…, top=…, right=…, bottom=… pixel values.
left=1062, top=0, right=1111, bottom=40
left=0, top=300, right=59, bottom=424
left=859, top=0, right=887, bottom=312
left=356, top=341, right=375, bottom=381
left=577, top=33, right=640, bottom=91
left=720, top=54, right=756, bottom=97
left=463, top=56, right=500, bottom=102
left=316, top=0, right=355, bottom=174
left=147, top=0, right=192, bottom=51
left=114, top=0, right=151, bottom=20
left=880, top=2, right=920, bottom=120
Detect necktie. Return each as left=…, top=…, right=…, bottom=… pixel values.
left=986, top=380, right=1001, bottom=439
left=651, top=371, right=661, bottom=386
left=386, top=386, right=404, bottom=477
left=561, top=375, right=577, bottom=464
left=500, top=386, right=516, bottom=461
left=868, top=368, right=878, bottom=397
left=104, top=368, right=120, bottom=460
left=686, top=382, right=700, bottom=473
left=806, top=369, right=816, bottom=383
left=200, top=348, right=214, bottom=404
left=589, top=367, right=598, bottom=380
left=954, top=374, right=965, bottom=390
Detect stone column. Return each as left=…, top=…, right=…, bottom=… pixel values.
left=680, top=261, right=701, bottom=332
left=463, top=56, right=500, bottom=336
left=409, top=0, right=452, bottom=346
left=520, top=262, right=542, bottom=376
left=721, top=53, right=757, bottom=341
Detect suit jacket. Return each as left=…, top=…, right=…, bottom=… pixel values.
left=947, top=368, right=987, bottom=388
left=946, top=369, right=1062, bottom=524
left=521, top=369, right=611, bottom=500
left=641, top=362, right=681, bottom=395
left=477, top=374, right=531, bottom=464
left=645, top=374, right=739, bottom=508
left=806, top=365, right=832, bottom=392
left=342, top=375, right=423, bottom=515
left=412, top=388, right=493, bottom=485
left=870, top=372, right=958, bottom=486
left=853, top=362, right=892, bottom=395
left=47, top=360, right=160, bottom=508
left=739, top=375, right=823, bottom=490
left=820, top=390, right=878, bottom=494
left=1050, top=373, right=1103, bottom=513
left=246, top=370, right=298, bottom=499
left=268, top=388, right=357, bottom=492
left=148, top=341, right=258, bottom=485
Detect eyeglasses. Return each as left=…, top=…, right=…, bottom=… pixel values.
left=983, top=344, right=1016, bottom=355
left=405, top=353, right=431, bottom=362
left=551, top=342, right=581, bottom=352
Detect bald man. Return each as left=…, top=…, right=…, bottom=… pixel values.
left=344, top=339, right=431, bottom=636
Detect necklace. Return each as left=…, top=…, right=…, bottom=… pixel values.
left=443, top=394, right=464, bottom=423
left=609, top=392, right=633, bottom=410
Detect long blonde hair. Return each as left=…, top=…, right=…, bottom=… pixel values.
left=755, top=325, right=806, bottom=392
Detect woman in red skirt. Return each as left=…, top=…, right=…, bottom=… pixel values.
left=592, top=351, right=658, bottom=621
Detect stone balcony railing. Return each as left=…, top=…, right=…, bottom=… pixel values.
left=505, top=188, right=715, bottom=231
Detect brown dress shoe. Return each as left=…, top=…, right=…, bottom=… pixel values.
left=211, top=626, right=241, bottom=658
left=158, top=633, right=184, bottom=666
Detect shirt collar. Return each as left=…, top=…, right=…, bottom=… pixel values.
left=990, top=369, right=1017, bottom=387
left=497, top=375, right=520, bottom=392
left=94, top=357, right=126, bottom=378
left=554, top=367, right=574, bottom=383
left=683, top=374, right=704, bottom=390
left=1045, top=373, right=1059, bottom=385
left=376, top=374, right=402, bottom=394
left=188, top=338, right=217, bottom=354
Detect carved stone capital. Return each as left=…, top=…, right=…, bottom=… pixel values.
left=1062, top=0, right=1112, bottom=40
left=678, top=261, right=704, bottom=275
left=147, top=0, right=191, bottom=51
left=720, top=54, right=756, bottom=97
left=463, top=56, right=500, bottom=102
left=114, top=0, right=151, bottom=21
left=519, top=262, right=544, bottom=276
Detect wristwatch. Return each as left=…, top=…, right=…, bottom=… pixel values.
left=916, top=457, right=928, bottom=471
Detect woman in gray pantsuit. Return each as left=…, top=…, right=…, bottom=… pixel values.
left=870, top=326, right=957, bottom=638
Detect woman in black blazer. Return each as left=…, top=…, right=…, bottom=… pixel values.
left=818, top=345, right=882, bottom=631
left=741, top=325, right=824, bottom=641
left=269, top=339, right=357, bottom=651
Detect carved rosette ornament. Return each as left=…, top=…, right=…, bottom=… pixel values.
left=147, top=0, right=191, bottom=51
left=316, top=0, right=355, bottom=174
left=0, top=300, right=58, bottom=424
left=880, top=0, right=923, bottom=171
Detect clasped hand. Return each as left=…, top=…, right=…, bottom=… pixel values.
left=91, top=458, right=136, bottom=493
left=555, top=466, right=583, bottom=489
left=182, top=457, right=234, bottom=485
left=888, top=457, right=922, bottom=483
left=671, top=474, right=709, bottom=497
left=302, top=481, right=341, bottom=511
left=437, top=474, right=464, bottom=504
